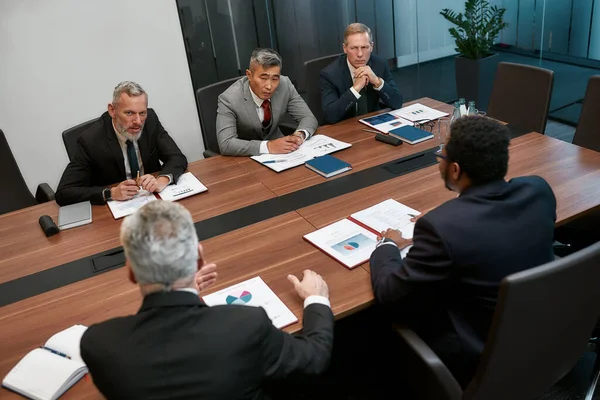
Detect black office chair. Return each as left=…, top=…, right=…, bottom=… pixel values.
left=196, top=77, right=241, bottom=158
left=487, top=62, right=554, bottom=134
left=554, top=75, right=600, bottom=255
left=394, top=241, right=600, bottom=400
left=62, top=118, right=98, bottom=161
left=573, top=75, right=600, bottom=152
left=1, top=129, right=54, bottom=215
left=304, top=53, right=342, bottom=125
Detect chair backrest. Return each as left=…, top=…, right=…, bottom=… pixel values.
left=487, top=62, right=554, bottom=134
left=62, top=118, right=98, bottom=161
left=304, top=53, right=343, bottom=125
left=465, top=242, right=600, bottom=400
left=1, top=129, right=36, bottom=214
left=573, top=75, right=600, bottom=152
left=196, top=76, right=241, bottom=155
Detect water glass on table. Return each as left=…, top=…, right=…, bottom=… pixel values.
left=437, top=117, right=451, bottom=150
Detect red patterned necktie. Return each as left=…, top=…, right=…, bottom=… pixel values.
left=261, top=100, right=271, bottom=127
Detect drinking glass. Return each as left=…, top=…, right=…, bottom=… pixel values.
left=437, top=117, right=451, bottom=150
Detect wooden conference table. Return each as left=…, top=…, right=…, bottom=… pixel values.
left=1, top=98, right=600, bottom=399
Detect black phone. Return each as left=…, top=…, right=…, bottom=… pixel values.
left=375, top=133, right=403, bottom=146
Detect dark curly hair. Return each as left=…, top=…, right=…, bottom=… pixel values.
left=445, top=116, right=510, bottom=185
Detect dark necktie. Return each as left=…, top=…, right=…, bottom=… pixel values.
left=356, top=86, right=369, bottom=117
left=126, top=140, right=140, bottom=178
left=261, top=100, right=271, bottom=127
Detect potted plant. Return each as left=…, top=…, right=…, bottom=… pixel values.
left=440, top=0, right=508, bottom=110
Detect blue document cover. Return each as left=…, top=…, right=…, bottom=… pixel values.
left=388, top=125, right=434, bottom=144
left=305, top=155, right=352, bottom=178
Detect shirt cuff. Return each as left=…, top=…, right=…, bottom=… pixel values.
left=350, top=87, right=361, bottom=99
left=374, top=78, right=385, bottom=91
left=298, top=130, right=309, bottom=141
left=304, top=295, right=331, bottom=309
left=259, top=140, right=270, bottom=154
left=376, top=238, right=398, bottom=248
left=158, top=174, right=173, bottom=185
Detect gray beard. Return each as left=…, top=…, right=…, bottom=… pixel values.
left=116, top=122, right=144, bottom=141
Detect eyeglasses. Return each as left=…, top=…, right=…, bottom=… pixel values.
left=434, top=149, right=448, bottom=161
left=413, top=119, right=436, bottom=132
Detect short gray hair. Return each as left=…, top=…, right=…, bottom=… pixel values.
left=344, top=23, right=373, bottom=44
left=121, top=201, right=198, bottom=287
left=249, top=48, right=282, bottom=70
left=112, top=81, right=147, bottom=105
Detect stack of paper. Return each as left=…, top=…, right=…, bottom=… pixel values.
left=251, top=134, right=352, bottom=172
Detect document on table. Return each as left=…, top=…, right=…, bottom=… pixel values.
left=251, top=134, right=352, bottom=172
left=390, top=103, right=449, bottom=122
left=303, top=218, right=379, bottom=269
left=349, top=199, right=421, bottom=239
left=107, top=189, right=157, bottom=219
left=158, top=172, right=208, bottom=201
left=202, top=277, right=298, bottom=329
left=359, top=112, right=413, bottom=133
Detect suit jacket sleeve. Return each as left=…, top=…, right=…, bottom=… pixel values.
left=376, top=62, right=403, bottom=110
left=369, top=216, right=453, bottom=307
left=260, top=303, right=334, bottom=378
left=216, top=94, right=262, bottom=156
left=150, top=111, right=187, bottom=182
left=55, top=137, right=106, bottom=206
left=283, top=77, right=318, bottom=138
left=320, top=69, right=358, bottom=125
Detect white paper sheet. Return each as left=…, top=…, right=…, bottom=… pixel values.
left=106, top=190, right=157, bottom=219
left=159, top=172, right=208, bottom=202
left=202, top=277, right=298, bottom=329
left=390, top=103, right=449, bottom=122
left=350, top=199, right=421, bottom=239
left=251, top=134, right=351, bottom=172
left=304, top=219, right=379, bottom=269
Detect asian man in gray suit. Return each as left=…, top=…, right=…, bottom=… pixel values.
left=216, top=48, right=318, bottom=156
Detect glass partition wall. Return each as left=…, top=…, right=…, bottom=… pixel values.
left=177, top=0, right=600, bottom=148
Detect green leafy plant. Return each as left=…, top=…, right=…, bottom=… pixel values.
left=440, top=0, right=508, bottom=59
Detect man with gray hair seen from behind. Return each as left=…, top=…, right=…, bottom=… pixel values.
left=320, top=23, right=403, bottom=124
left=80, top=201, right=334, bottom=400
left=216, top=48, right=318, bottom=156
left=55, top=81, right=187, bottom=206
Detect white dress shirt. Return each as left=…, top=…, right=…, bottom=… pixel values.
left=248, top=88, right=308, bottom=154
left=347, top=59, right=384, bottom=99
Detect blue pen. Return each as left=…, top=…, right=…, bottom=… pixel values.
left=263, top=159, right=287, bottom=164
left=40, top=346, right=71, bottom=359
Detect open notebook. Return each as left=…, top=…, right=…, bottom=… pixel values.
left=303, top=199, right=420, bottom=269
left=2, top=325, right=88, bottom=400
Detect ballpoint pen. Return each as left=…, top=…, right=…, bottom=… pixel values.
left=263, top=159, right=288, bottom=164
left=407, top=213, right=418, bottom=218
left=40, top=346, right=71, bottom=359
left=362, top=128, right=380, bottom=134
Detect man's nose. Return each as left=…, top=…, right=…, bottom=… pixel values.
left=133, top=114, right=142, bottom=124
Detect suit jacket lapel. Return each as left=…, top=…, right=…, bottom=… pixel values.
left=103, top=114, right=126, bottom=178
left=340, top=55, right=353, bottom=90
left=243, top=80, right=264, bottom=138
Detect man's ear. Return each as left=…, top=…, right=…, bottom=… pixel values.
left=342, top=42, right=348, bottom=54
left=245, top=69, right=252, bottom=79
left=127, top=262, right=137, bottom=284
left=108, top=103, right=116, bottom=118
left=451, top=162, right=461, bottom=180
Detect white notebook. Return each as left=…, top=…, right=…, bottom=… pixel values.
left=158, top=172, right=208, bottom=201
left=2, top=325, right=88, bottom=400
left=202, top=277, right=298, bottom=329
